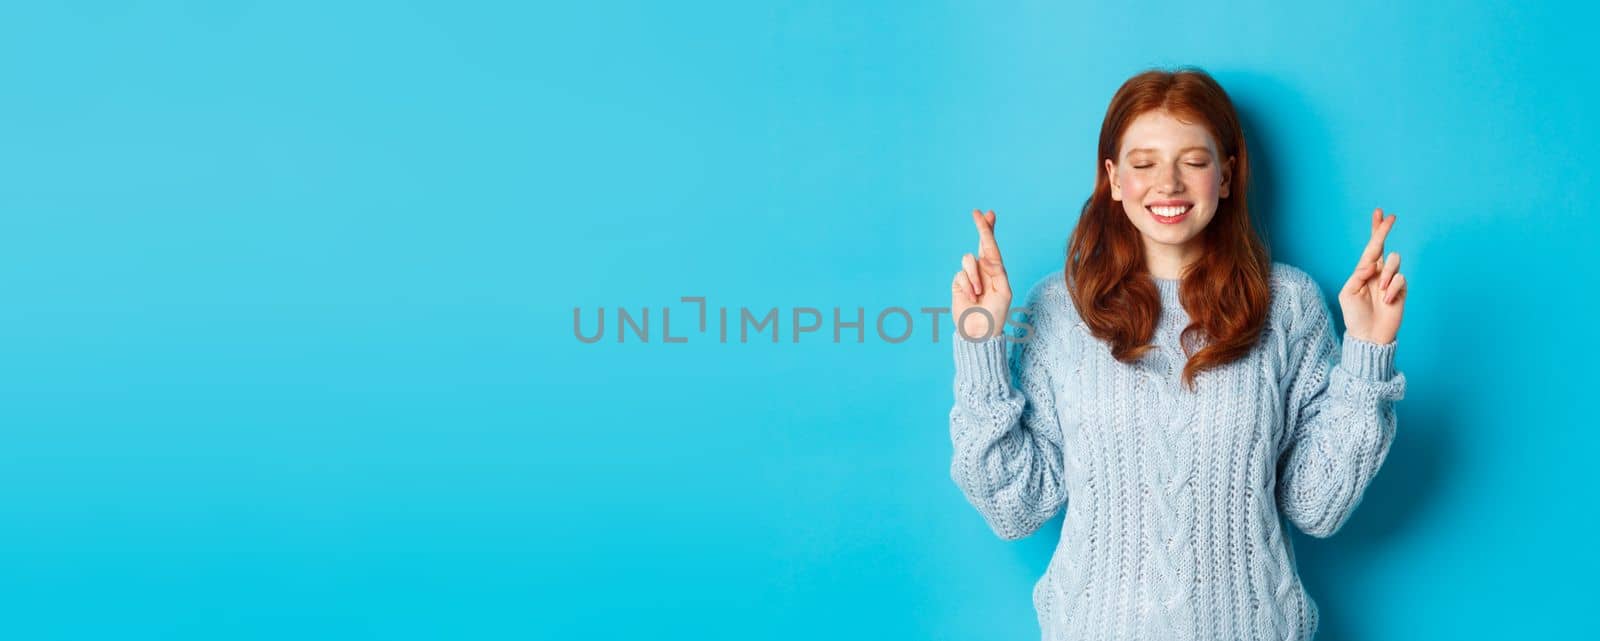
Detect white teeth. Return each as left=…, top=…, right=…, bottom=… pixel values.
left=1150, top=205, right=1190, bottom=217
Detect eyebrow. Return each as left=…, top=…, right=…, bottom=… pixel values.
left=1125, top=146, right=1213, bottom=155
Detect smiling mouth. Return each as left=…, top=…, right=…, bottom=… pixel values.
left=1147, top=205, right=1191, bottom=223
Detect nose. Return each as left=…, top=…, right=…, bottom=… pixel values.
left=1159, top=162, right=1184, bottom=194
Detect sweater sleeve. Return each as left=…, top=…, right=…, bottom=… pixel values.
left=948, top=291, right=1068, bottom=541
left=1274, top=284, right=1406, bottom=538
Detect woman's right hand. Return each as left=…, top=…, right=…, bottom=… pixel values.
left=951, top=209, right=1013, bottom=340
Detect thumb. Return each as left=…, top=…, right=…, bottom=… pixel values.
left=1341, top=261, right=1377, bottom=297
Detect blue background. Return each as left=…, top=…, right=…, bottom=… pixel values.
left=3, top=1, right=1595, bottom=639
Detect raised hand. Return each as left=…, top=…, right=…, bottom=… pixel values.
left=1339, top=208, right=1408, bottom=345
left=951, top=209, right=1013, bottom=340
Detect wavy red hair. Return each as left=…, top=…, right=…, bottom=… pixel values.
left=1065, top=68, right=1271, bottom=391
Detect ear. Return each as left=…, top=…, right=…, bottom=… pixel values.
left=1104, top=158, right=1121, bottom=201
left=1220, top=155, right=1235, bottom=199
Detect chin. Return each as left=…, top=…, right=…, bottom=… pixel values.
left=1145, top=227, right=1200, bottom=246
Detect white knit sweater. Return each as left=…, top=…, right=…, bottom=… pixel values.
left=949, top=262, right=1405, bottom=641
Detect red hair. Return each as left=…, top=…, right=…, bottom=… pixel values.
left=1065, top=68, right=1271, bottom=391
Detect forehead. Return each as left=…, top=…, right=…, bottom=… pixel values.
left=1119, top=110, right=1218, bottom=155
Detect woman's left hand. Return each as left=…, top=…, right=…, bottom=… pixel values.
left=1339, top=208, right=1407, bottom=345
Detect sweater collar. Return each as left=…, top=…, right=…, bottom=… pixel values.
left=1153, top=276, right=1181, bottom=306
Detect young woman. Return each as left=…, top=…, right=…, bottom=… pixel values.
left=947, top=68, right=1407, bottom=641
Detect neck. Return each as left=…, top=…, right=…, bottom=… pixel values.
left=1143, top=238, right=1202, bottom=280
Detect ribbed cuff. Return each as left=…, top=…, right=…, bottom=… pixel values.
left=952, top=330, right=1011, bottom=396
left=1339, top=334, right=1398, bottom=381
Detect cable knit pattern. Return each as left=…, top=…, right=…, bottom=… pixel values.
left=948, top=262, right=1405, bottom=641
